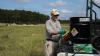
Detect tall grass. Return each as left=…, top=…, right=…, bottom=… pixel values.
left=0, top=24, right=69, bottom=56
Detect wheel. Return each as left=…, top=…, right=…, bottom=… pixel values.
left=92, top=36, right=100, bottom=51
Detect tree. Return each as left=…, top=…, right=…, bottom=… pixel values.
left=0, top=8, right=49, bottom=24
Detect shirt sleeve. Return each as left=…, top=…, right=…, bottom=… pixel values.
left=45, top=20, right=54, bottom=34
left=57, top=21, right=61, bottom=30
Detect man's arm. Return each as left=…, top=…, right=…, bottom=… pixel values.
left=46, top=20, right=58, bottom=35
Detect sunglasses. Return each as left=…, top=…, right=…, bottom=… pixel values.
left=54, top=14, right=59, bottom=16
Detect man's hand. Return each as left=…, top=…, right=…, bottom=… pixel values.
left=58, top=28, right=66, bottom=35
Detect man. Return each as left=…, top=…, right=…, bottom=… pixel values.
left=45, top=9, right=65, bottom=56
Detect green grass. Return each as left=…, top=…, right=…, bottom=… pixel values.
left=0, top=24, right=69, bottom=56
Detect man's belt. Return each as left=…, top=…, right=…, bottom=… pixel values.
left=46, top=39, right=58, bottom=42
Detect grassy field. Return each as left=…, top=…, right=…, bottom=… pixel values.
left=0, top=24, right=69, bottom=56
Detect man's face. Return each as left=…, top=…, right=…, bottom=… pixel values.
left=52, top=14, right=59, bottom=20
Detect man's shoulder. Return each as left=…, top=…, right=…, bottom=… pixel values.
left=46, top=19, right=51, bottom=23
left=56, top=20, right=60, bottom=23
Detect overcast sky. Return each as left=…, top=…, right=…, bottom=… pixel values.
left=0, top=0, right=100, bottom=20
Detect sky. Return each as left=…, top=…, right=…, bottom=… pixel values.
left=0, top=0, right=100, bottom=20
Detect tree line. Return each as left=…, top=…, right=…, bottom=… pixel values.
left=0, top=9, right=49, bottom=24
left=0, top=8, right=70, bottom=24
